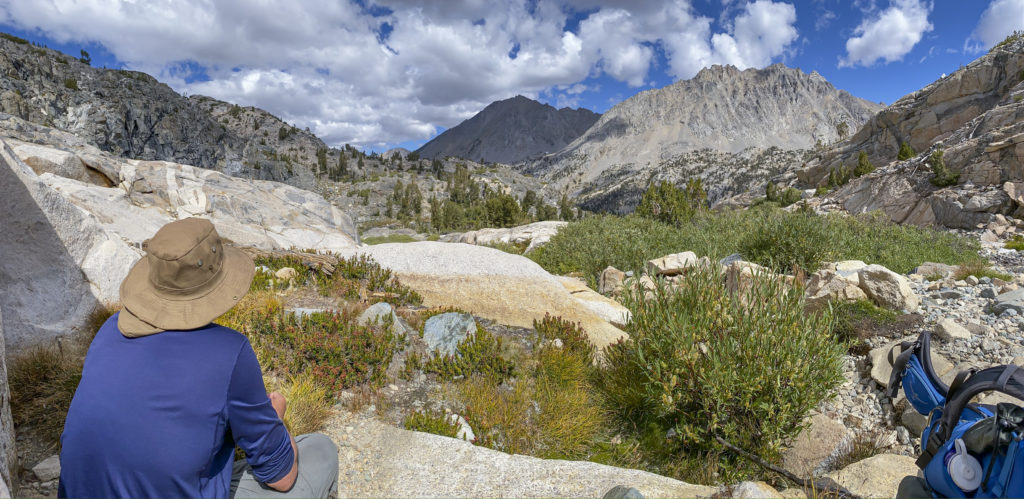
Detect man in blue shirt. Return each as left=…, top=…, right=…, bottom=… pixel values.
left=59, top=217, right=338, bottom=498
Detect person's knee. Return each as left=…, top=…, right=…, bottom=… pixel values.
left=296, top=433, right=339, bottom=466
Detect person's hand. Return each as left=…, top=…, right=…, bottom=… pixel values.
left=269, top=391, right=287, bottom=421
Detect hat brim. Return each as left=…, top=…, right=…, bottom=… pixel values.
left=118, top=245, right=255, bottom=335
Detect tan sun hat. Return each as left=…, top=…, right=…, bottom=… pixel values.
left=118, top=217, right=255, bottom=337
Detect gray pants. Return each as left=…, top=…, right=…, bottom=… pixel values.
left=230, top=433, right=339, bottom=498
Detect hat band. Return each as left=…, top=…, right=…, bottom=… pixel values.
left=148, top=264, right=229, bottom=300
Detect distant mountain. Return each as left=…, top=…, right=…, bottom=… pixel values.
left=415, top=95, right=599, bottom=164
left=524, top=63, right=883, bottom=212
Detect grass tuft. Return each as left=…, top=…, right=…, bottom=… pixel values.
left=953, top=259, right=1013, bottom=281
left=268, top=373, right=333, bottom=436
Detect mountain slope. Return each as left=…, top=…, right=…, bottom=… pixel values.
left=525, top=63, right=881, bottom=211
left=800, top=38, right=1024, bottom=231
left=415, top=95, right=599, bottom=164
left=0, top=34, right=326, bottom=188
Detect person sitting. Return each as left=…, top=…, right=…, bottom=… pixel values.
left=58, top=217, right=339, bottom=498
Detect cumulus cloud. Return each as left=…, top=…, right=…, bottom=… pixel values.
left=839, top=0, right=933, bottom=68
left=0, top=0, right=800, bottom=149
left=968, top=0, right=1024, bottom=52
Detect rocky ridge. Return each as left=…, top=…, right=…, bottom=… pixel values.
left=415, top=95, right=599, bottom=165
left=524, top=63, right=881, bottom=211
left=0, top=34, right=331, bottom=189
left=799, top=39, right=1024, bottom=231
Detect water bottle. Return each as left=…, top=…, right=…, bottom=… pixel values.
left=944, top=438, right=983, bottom=492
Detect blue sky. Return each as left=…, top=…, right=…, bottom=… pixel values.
left=0, top=1, right=1021, bottom=152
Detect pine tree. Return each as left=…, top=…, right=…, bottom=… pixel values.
left=854, top=151, right=875, bottom=176
left=897, top=141, right=915, bottom=161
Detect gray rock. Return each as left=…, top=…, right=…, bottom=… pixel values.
left=32, top=454, right=61, bottom=482
left=604, top=485, right=645, bottom=499
left=325, top=412, right=716, bottom=498
left=719, top=253, right=744, bottom=266
left=935, top=318, right=971, bottom=341
left=600, top=266, right=627, bottom=295
left=826, top=454, right=919, bottom=499
left=288, top=307, right=328, bottom=319
left=858, top=264, right=920, bottom=312
left=991, top=287, right=1024, bottom=315
left=901, top=406, right=928, bottom=436
left=914, top=262, right=957, bottom=279
left=0, top=306, right=13, bottom=490
left=423, top=312, right=477, bottom=357
left=782, top=413, right=850, bottom=477
left=980, top=286, right=998, bottom=299
left=356, top=302, right=408, bottom=336
left=730, top=481, right=780, bottom=499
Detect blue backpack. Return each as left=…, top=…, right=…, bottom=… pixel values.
left=887, top=332, right=1024, bottom=498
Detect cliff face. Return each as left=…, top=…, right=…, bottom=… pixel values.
left=803, top=39, right=1024, bottom=230
left=415, top=95, right=599, bottom=165
left=522, top=63, right=879, bottom=211
left=0, top=35, right=324, bottom=188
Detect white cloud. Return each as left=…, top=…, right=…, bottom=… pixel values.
left=969, top=0, right=1024, bottom=51
left=0, top=0, right=800, bottom=149
left=839, top=0, right=933, bottom=68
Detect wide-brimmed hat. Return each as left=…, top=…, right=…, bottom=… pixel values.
left=118, top=217, right=254, bottom=337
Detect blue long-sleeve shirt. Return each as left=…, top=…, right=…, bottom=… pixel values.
left=59, top=313, right=293, bottom=498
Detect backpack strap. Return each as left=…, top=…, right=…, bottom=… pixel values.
left=918, top=365, right=1024, bottom=469
left=886, top=332, right=949, bottom=399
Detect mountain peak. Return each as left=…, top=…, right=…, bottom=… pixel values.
left=415, top=96, right=599, bottom=164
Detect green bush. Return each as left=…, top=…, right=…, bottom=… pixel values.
left=530, top=209, right=980, bottom=283
left=636, top=179, right=707, bottom=226
left=854, top=151, right=875, bottom=176
left=738, top=210, right=835, bottom=273
left=765, top=183, right=802, bottom=208
left=64, top=77, right=78, bottom=90
left=1006, top=234, right=1024, bottom=251
left=423, top=325, right=516, bottom=382
left=897, top=141, right=915, bottom=161
left=404, top=409, right=460, bottom=438
left=598, top=267, right=844, bottom=479
left=929, top=150, right=959, bottom=187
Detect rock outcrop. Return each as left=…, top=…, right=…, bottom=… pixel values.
left=443, top=220, right=567, bottom=254
left=324, top=410, right=716, bottom=498
left=340, top=242, right=628, bottom=350
left=415, top=95, right=599, bottom=165
left=0, top=126, right=359, bottom=349
left=803, top=39, right=1024, bottom=229
left=527, top=63, right=881, bottom=212
left=0, top=305, right=15, bottom=495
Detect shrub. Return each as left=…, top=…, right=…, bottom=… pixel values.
left=739, top=209, right=835, bottom=273
left=64, top=77, right=78, bottom=90
left=222, top=305, right=400, bottom=393
left=404, top=409, right=460, bottom=438
left=953, top=259, right=1013, bottom=281
left=897, top=141, right=915, bottom=161
left=1006, top=234, right=1024, bottom=251
left=531, top=209, right=980, bottom=283
left=1, top=33, right=29, bottom=45
left=598, top=267, right=844, bottom=479
left=636, top=179, right=707, bottom=226
left=482, top=240, right=529, bottom=255
left=765, top=183, right=802, bottom=208
left=423, top=325, right=516, bottom=382
left=854, top=151, right=875, bottom=176
left=929, top=150, right=959, bottom=187
left=830, top=299, right=899, bottom=350
left=250, top=253, right=420, bottom=305
left=827, top=164, right=853, bottom=188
